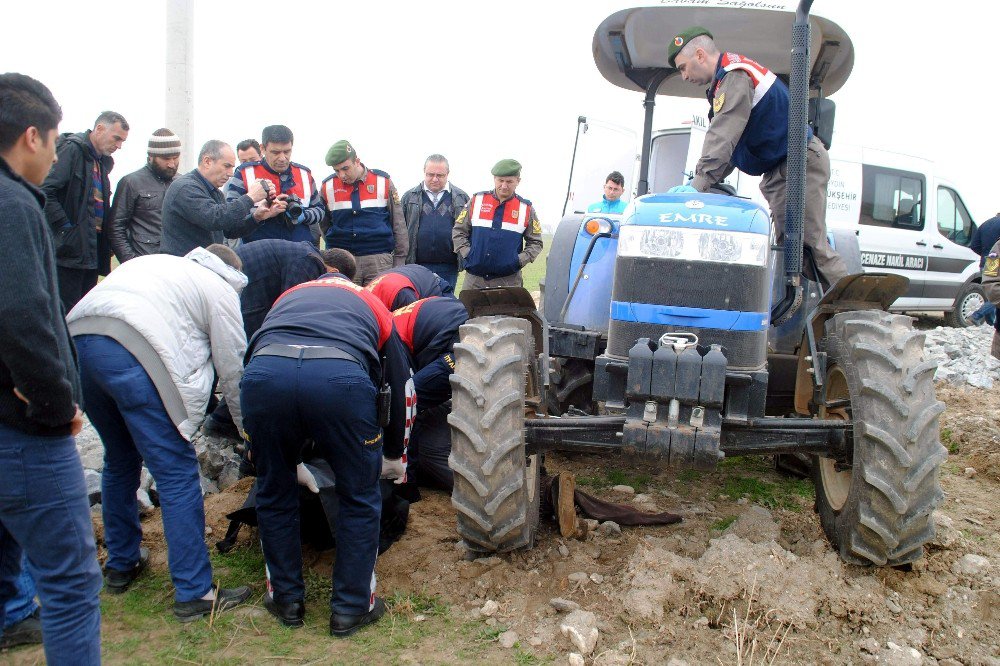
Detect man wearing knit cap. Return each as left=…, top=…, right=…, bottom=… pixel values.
left=452, top=159, right=544, bottom=293
left=109, top=128, right=181, bottom=262
left=668, top=27, right=848, bottom=288
left=320, top=140, right=407, bottom=286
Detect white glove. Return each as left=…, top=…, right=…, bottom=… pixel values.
left=380, top=456, right=406, bottom=485
left=296, top=463, right=320, bottom=493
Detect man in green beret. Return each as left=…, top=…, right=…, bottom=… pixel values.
left=452, top=159, right=544, bottom=293
left=668, top=26, right=848, bottom=289
left=319, top=140, right=407, bottom=286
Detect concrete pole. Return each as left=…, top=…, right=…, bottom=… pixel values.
left=165, top=0, right=194, bottom=171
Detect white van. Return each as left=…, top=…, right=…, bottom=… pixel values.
left=569, top=117, right=985, bottom=327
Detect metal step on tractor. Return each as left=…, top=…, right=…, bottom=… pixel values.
left=449, top=0, right=946, bottom=567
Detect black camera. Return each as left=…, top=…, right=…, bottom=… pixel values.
left=284, top=194, right=304, bottom=219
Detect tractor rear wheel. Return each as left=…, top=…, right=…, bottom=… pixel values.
left=448, top=316, right=540, bottom=552
left=813, top=311, right=946, bottom=566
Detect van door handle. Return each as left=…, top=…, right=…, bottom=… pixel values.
left=915, top=241, right=927, bottom=246
left=932, top=244, right=944, bottom=249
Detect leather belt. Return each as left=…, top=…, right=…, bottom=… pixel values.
left=252, top=343, right=359, bottom=364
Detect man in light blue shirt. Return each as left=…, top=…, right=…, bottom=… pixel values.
left=587, top=171, right=627, bottom=214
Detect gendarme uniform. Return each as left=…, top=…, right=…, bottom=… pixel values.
left=980, top=241, right=1000, bottom=359
left=319, top=140, right=407, bottom=287
left=225, top=159, right=324, bottom=246
left=668, top=27, right=848, bottom=288
left=452, top=159, right=544, bottom=291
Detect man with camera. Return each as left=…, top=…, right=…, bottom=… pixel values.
left=225, top=125, right=323, bottom=247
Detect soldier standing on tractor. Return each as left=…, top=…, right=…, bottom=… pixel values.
left=452, top=159, right=544, bottom=294
left=668, top=27, right=849, bottom=289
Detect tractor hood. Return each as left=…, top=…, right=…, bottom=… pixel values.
left=594, top=1, right=853, bottom=98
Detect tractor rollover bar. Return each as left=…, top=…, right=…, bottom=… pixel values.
left=524, top=415, right=851, bottom=457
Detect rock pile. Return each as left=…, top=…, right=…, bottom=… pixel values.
left=923, top=323, right=998, bottom=389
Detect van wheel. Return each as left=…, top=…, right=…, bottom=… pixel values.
left=813, top=311, right=946, bottom=566
left=448, top=316, right=539, bottom=553
left=946, top=282, right=985, bottom=328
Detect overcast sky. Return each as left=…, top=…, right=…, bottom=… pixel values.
left=6, top=0, right=996, bottom=229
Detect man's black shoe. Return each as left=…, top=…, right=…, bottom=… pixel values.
left=264, top=595, right=305, bottom=628
left=329, top=597, right=386, bottom=638
left=104, top=546, right=149, bottom=594
left=0, top=608, right=42, bottom=648
left=173, top=586, right=252, bottom=623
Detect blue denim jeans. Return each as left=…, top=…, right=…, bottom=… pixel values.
left=3, top=555, right=38, bottom=627
left=0, top=424, right=102, bottom=665
left=419, top=262, right=458, bottom=293
left=971, top=301, right=997, bottom=326
left=75, top=334, right=213, bottom=603
left=242, top=356, right=382, bottom=615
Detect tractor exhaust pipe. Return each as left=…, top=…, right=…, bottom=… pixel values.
left=770, top=0, right=813, bottom=325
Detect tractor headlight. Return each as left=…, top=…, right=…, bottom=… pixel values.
left=639, top=228, right=684, bottom=258
left=619, top=226, right=767, bottom=265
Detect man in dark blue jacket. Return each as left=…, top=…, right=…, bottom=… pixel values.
left=670, top=27, right=848, bottom=288
left=241, top=275, right=413, bottom=634
left=393, top=297, right=468, bottom=490
left=202, top=241, right=356, bottom=438
left=0, top=73, right=102, bottom=665
left=319, top=140, right=408, bottom=286
left=41, top=110, right=129, bottom=311
left=452, top=159, right=544, bottom=293
left=969, top=212, right=1000, bottom=325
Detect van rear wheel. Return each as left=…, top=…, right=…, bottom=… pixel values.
left=946, top=282, right=986, bottom=328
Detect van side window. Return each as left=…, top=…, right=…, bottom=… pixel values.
left=860, top=166, right=924, bottom=231
left=936, top=187, right=976, bottom=247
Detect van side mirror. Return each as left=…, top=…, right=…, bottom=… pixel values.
left=808, top=98, right=836, bottom=150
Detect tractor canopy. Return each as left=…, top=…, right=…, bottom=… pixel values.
left=593, top=1, right=854, bottom=98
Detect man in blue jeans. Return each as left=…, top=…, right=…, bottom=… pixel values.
left=0, top=73, right=102, bottom=664
left=67, top=245, right=252, bottom=621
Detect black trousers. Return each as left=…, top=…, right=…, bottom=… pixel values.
left=57, top=267, right=98, bottom=313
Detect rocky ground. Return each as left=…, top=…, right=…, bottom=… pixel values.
left=62, top=317, right=1000, bottom=665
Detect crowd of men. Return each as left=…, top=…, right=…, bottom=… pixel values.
left=0, top=67, right=546, bottom=661
left=0, top=21, right=872, bottom=660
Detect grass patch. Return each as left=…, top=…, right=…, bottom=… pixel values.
left=722, top=475, right=814, bottom=511
left=942, top=428, right=959, bottom=454
left=576, top=468, right=651, bottom=490
left=712, top=515, right=738, bottom=531
left=677, top=469, right=702, bottom=483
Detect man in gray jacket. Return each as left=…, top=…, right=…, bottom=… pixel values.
left=109, top=128, right=181, bottom=261
left=159, top=140, right=271, bottom=256
left=400, top=154, right=469, bottom=290
left=67, top=245, right=252, bottom=621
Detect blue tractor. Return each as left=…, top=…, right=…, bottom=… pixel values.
left=450, top=1, right=945, bottom=567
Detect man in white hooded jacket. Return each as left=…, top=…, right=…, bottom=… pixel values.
left=67, top=244, right=251, bottom=621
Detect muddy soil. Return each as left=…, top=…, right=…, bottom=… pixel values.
left=11, top=385, right=999, bottom=666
